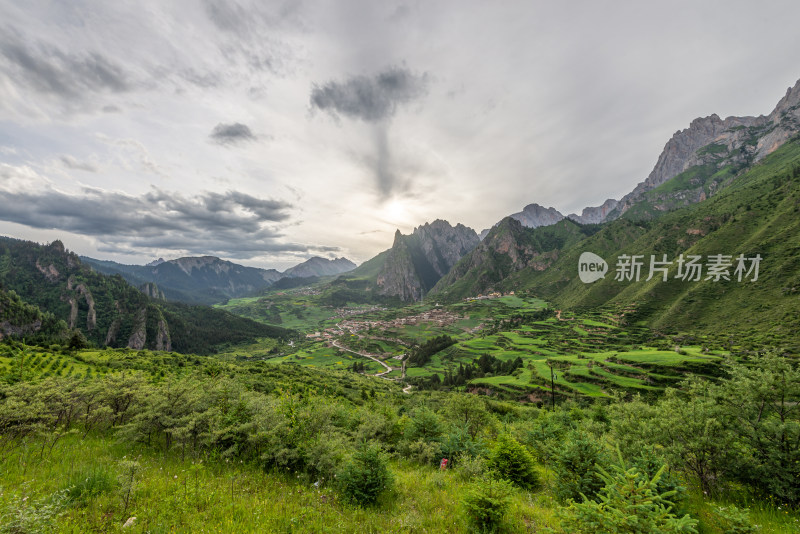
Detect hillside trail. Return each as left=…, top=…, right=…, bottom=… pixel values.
left=331, top=339, right=414, bottom=393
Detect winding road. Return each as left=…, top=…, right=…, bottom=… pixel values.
left=331, top=339, right=414, bottom=394
left=331, top=340, right=392, bottom=376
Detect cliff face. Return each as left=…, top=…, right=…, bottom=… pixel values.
left=567, top=199, right=618, bottom=225
left=430, top=217, right=591, bottom=299
left=375, top=220, right=479, bottom=301
left=1, top=236, right=285, bottom=354
left=432, top=218, right=541, bottom=297
left=376, top=231, right=424, bottom=301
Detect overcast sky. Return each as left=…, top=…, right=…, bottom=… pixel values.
left=1, top=1, right=799, bottom=270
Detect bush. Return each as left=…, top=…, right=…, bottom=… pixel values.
left=337, top=443, right=393, bottom=506
left=462, top=477, right=513, bottom=533
left=630, top=448, right=686, bottom=512
left=488, top=434, right=539, bottom=490
left=440, top=423, right=485, bottom=463
left=405, top=407, right=443, bottom=443
left=553, top=431, right=606, bottom=503
left=456, top=454, right=490, bottom=482
left=715, top=505, right=761, bottom=534
left=558, top=452, right=698, bottom=534
left=403, top=439, right=440, bottom=466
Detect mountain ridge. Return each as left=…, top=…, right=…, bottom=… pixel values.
left=83, top=254, right=356, bottom=305
left=1, top=237, right=290, bottom=353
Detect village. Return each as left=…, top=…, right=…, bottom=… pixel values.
left=305, top=306, right=467, bottom=343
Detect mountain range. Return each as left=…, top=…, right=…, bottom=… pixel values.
left=341, top=220, right=480, bottom=301
left=346, top=76, right=800, bottom=342
left=82, top=255, right=356, bottom=305
left=3, top=77, right=800, bottom=348
left=477, top=79, right=800, bottom=232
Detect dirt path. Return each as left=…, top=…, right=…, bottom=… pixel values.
left=331, top=340, right=392, bottom=376
left=332, top=340, right=416, bottom=392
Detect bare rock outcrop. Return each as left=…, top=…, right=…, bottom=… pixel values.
left=376, top=221, right=479, bottom=301
left=127, top=308, right=147, bottom=350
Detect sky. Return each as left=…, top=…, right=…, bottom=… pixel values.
left=1, top=1, right=800, bottom=270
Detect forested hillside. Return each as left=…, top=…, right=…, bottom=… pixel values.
left=0, top=237, right=291, bottom=354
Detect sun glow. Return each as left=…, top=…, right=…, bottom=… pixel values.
left=383, top=199, right=409, bottom=224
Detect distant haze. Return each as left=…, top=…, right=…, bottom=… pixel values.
left=1, top=0, right=799, bottom=269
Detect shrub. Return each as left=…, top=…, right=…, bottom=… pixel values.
left=405, top=407, right=443, bottom=443
left=488, top=434, right=539, bottom=490
left=337, top=443, right=393, bottom=506
left=462, top=477, right=513, bottom=533
left=456, top=454, right=490, bottom=482
left=440, top=423, right=485, bottom=463
left=558, top=452, right=698, bottom=534
left=630, top=448, right=686, bottom=512
left=715, top=505, right=761, bottom=534
left=404, top=439, right=440, bottom=466
left=553, top=431, right=606, bottom=503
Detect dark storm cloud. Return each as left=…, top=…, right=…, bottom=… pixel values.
left=209, top=123, right=257, bottom=145
left=310, top=67, right=428, bottom=122
left=0, top=177, right=311, bottom=258
left=310, top=67, right=428, bottom=199
left=0, top=27, right=129, bottom=102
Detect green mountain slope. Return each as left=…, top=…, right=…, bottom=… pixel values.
left=430, top=217, right=600, bottom=300
left=520, top=138, right=800, bottom=343
left=82, top=256, right=283, bottom=305
left=0, top=287, right=69, bottom=343
left=0, top=237, right=291, bottom=353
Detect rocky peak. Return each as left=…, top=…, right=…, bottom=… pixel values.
left=539, top=78, right=800, bottom=225
left=568, top=199, right=618, bottom=225
left=376, top=219, right=479, bottom=301
left=413, top=219, right=480, bottom=278
left=481, top=204, right=566, bottom=239
left=770, top=78, right=800, bottom=119
left=511, top=203, right=565, bottom=228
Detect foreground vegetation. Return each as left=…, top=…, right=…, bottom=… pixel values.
left=0, top=340, right=797, bottom=532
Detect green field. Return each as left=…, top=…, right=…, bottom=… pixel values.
left=214, top=294, right=737, bottom=400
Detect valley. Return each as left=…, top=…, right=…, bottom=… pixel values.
left=2, top=73, right=800, bottom=533
left=217, top=288, right=731, bottom=402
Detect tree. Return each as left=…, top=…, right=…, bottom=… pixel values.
left=337, top=443, right=393, bottom=506
left=554, top=430, right=607, bottom=503
left=712, top=352, right=800, bottom=504
left=488, top=434, right=540, bottom=490
left=651, top=380, right=736, bottom=496
left=67, top=329, right=89, bottom=351
left=462, top=477, right=513, bottom=533
left=444, top=393, right=489, bottom=438
left=558, top=452, right=698, bottom=534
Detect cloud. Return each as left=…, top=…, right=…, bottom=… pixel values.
left=0, top=27, right=129, bottom=104
left=310, top=67, right=428, bottom=123
left=311, top=67, right=428, bottom=199
left=59, top=155, right=98, bottom=173
left=209, top=122, right=257, bottom=145
left=0, top=164, right=314, bottom=258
